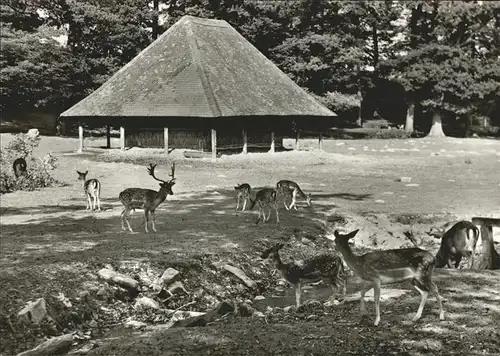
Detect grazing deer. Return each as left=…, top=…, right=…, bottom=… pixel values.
left=119, top=163, right=176, bottom=233
left=13, top=158, right=27, bottom=178
left=276, top=180, right=312, bottom=210
left=249, top=188, right=279, bottom=224
left=261, top=243, right=346, bottom=308
left=76, top=170, right=101, bottom=211
left=234, top=183, right=252, bottom=211
left=429, top=221, right=480, bottom=269
left=333, top=229, right=445, bottom=326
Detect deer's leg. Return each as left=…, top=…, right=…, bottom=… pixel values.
left=275, top=202, right=279, bottom=223
left=291, top=190, right=299, bottom=210
left=283, top=191, right=290, bottom=210
left=294, top=282, right=301, bottom=308
left=412, top=284, right=428, bottom=322
left=373, top=280, right=381, bottom=326
left=430, top=280, right=445, bottom=320
left=265, top=207, right=272, bottom=222
left=92, top=194, right=97, bottom=211
left=144, top=209, right=150, bottom=233
left=454, top=256, right=462, bottom=269
left=236, top=194, right=240, bottom=210
left=242, top=197, right=247, bottom=211
left=96, top=191, right=101, bottom=211
left=359, top=282, right=373, bottom=316
left=86, top=194, right=91, bottom=210
left=123, top=208, right=134, bottom=233
left=121, top=209, right=127, bottom=230
left=151, top=210, right=157, bottom=232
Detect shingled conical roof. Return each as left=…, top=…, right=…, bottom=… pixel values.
left=60, top=15, right=336, bottom=118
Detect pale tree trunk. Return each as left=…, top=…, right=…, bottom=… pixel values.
left=357, top=90, right=362, bottom=127
left=427, top=112, right=446, bottom=137
left=405, top=102, right=415, bottom=133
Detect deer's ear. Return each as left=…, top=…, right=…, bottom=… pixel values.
left=84, top=170, right=88, bottom=175
left=347, top=229, right=360, bottom=239
left=76, top=171, right=81, bottom=174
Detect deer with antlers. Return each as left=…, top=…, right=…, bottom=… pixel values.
left=119, top=163, right=176, bottom=233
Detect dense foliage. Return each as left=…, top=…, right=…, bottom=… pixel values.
left=1, top=0, right=499, bottom=136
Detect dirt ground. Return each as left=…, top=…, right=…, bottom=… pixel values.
left=1, top=134, right=499, bottom=356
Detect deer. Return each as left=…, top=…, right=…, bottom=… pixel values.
left=234, top=183, right=252, bottom=211
left=276, top=180, right=312, bottom=210
left=12, top=158, right=27, bottom=178
left=333, top=229, right=445, bottom=326
left=76, top=170, right=101, bottom=211
left=261, top=242, right=346, bottom=308
left=428, top=221, right=480, bottom=269
left=119, top=163, right=176, bottom=233
left=249, top=188, right=279, bottom=224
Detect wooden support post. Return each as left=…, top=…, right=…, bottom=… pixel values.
left=270, top=131, right=275, bottom=153
left=78, top=125, right=83, bottom=153
left=120, top=126, right=125, bottom=151
left=211, top=128, right=217, bottom=161
left=106, top=125, right=111, bottom=149
left=242, top=128, right=247, bottom=154
left=295, top=130, right=300, bottom=151
left=318, top=132, right=323, bottom=151
left=164, top=127, right=169, bottom=153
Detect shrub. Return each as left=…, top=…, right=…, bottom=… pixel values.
left=0, top=133, right=58, bottom=194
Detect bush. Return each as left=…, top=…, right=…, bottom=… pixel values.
left=0, top=133, right=58, bottom=194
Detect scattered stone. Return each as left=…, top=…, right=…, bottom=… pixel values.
left=347, top=147, right=356, bottom=151
left=254, top=295, right=265, bottom=301
left=170, top=310, right=206, bottom=323
left=375, top=199, right=385, bottom=204
left=381, top=191, right=394, bottom=195
left=16, top=333, right=74, bottom=356
left=124, top=319, right=148, bottom=329
left=160, top=268, right=180, bottom=286
left=26, top=128, right=40, bottom=138
left=18, top=298, right=47, bottom=324
left=97, top=268, right=139, bottom=291
left=172, top=300, right=234, bottom=328
left=265, top=306, right=273, bottom=314
left=336, top=142, right=345, bottom=146
left=277, top=279, right=287, bottom=286
left=223, top=264, right=257, bottom=289
left=68, top=341, right=98, bottom=355
left=134, top=296, right=160, bottom=310
left=55, top=293, right=72, bottom=308
left=405, top=183, right=420, bottom=187
left=283, top=306, right=295, bottom=313
left=167, top=281, right=188, bottom=295
left=220, top=242, right=239, bottom=250
left=238, top=302, right=257, bottom=317
left=251, top=311, right=265, bottom=319
left=398, top=177, right=412, bottom=183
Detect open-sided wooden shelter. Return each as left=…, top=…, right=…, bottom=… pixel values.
left=60, top=15, right=337, bottom=159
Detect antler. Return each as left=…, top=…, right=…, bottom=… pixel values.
left=147, top=163, right=176, bottom=184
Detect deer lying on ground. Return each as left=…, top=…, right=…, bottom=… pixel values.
left=276, top=180, right=312, bottom=210
left=77, top=170, right=101, bottom=211
left=333, top=229, right=445, bottom=326
left=13, top=158, right=27, bottom=178
left=429, top=220, right=480, bottom=269
left=234, top=183, right=252, bottom=211
left=249, top=188, right=279, bottom=224
left=119, top=163, right=175, bottom=233
left=261, top=242, right=346, bottom=308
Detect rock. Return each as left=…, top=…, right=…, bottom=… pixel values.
left=398, top=177, right=412, bottom=183
left=68, top=342, right=98, bottom=355
left=238, top=302, right=257, bottom=317
left=283, top=306, right=295, bottom=313
left=26, top=128, right=40, bottom=138
left=405, top=183, right=419, bottom=187
left=251, top=311, right=265, bottom=319
left=254, top=295, right=265, bottom=301
left=124, top=320, right=148, bottom=329
left=167, top=281, right=187, bottom=295
left=16, top=333, right=74, bottom=356
left=134, top=296, right=160, bottom=310
left=171, top=300, right=235, bottom=328
left=223, top=264, right=257, bottom=289
left=97, top=268, right=139, bottom=290
left=160, top=268, right=180, bottom=286
left=18, top=298, right=47, bottom=324
left=170, top=310, right=205, bottom=322
left=55, top=293, right=72, bottom=308
left=375, top=199, right=385, bottom=204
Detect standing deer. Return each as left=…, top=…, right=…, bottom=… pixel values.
left=429, top=221, right=480, bottom=269
left=249, top=188, right=279, bottom=224
left=276, top=180, right=312, bottom=210
left=77, top=170, right=101, bottom=211
left=261, top=243, right=346, bottom=308
left=13, top=158, right=27, bottom=178
left=234, top=183, right=252, bottom=211
left=119, top=163, right=176, bottom=233
left=333, top=229, right=445, bottom=326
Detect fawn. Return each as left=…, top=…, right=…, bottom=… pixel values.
left=13, top=158, right=27, bottom=178
left=249, top=188, right=279, bottom=224
left=276, top=180, right=312, bottom=210
left=119, top=163, right=175, bottom=233
left=429, top=221, right=479, bottom=269
left=234, top=183, right=252, bottom=211
left=261, top=243, right=346, bottom=308
left=76, top=170, right=101, bottom=211
left=333, top=229, right=445, bottom=326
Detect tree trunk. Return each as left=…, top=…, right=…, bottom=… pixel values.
left=357, top=88, right=363, bottom=127
left=152, top=0, right=160, bottom=40
left=405, top=102, right=415, bottom=133
left=427, top=112, right=446, bottom=137
left=475, top=225, right=500, bottom=270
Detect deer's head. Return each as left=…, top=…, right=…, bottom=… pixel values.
left=333, top=229, right=360, bottom=248
left=261, top=242, right=284, bottom=260
left=76, top=170, right=88, bottom=181
left=147, top=162, right=176, bottom=195
left=305, top=193, right=312, bottom=207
